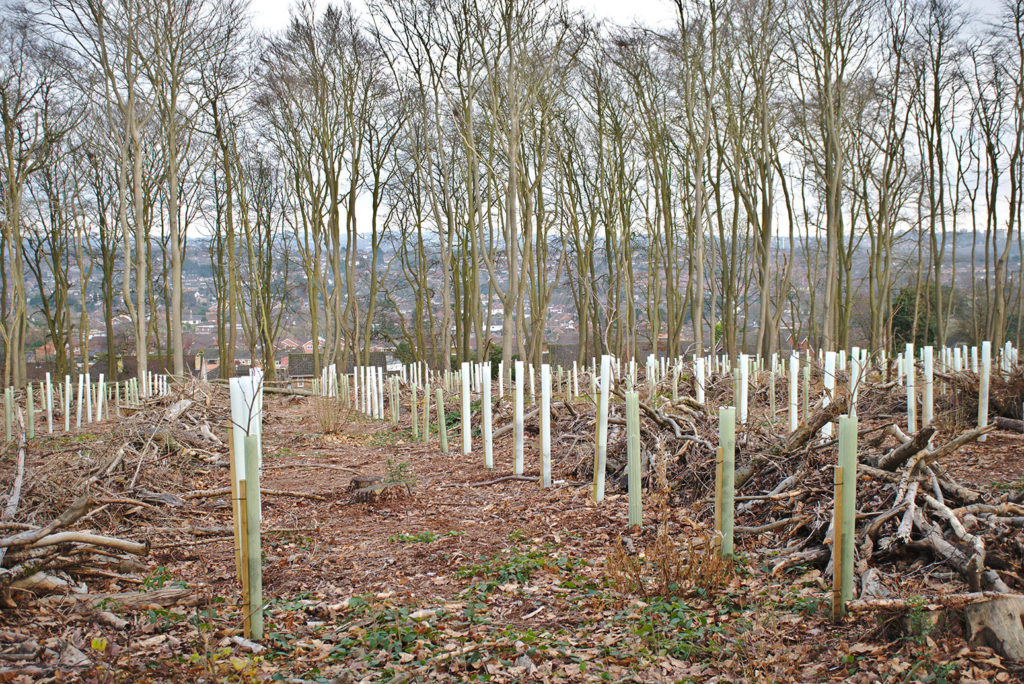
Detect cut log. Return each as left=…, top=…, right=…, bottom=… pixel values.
left=469, top=475, right=539, bottom=487
left=0, top=435, right=27, bottom=567
left=847, top=591, right=1021, bottom=612
left=778, top=396, right=849, bottom=455
left=352, top=481, right=410, bottom=503
left=995, top=416, right=1024, bottom=432
left=912, top=509, right=1010, bottom=593
left=24, top=532, right=148, bottom=556
left=10, top=572, right=69, bottom=593
left=965, top=596, right=1024, bottom=661
left=348, top=475, right=382, bottom=490
left=876, top=425, right=935, bottom=471
left=493, top=408, right=540, bottom=440
left=163, top=400, right=193, bottom=422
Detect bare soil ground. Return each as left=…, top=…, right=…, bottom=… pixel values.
left=0, top=386, right=1022, bottom=683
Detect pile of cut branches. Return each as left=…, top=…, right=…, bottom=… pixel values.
left=518, top=366, right=1023, bottom=607
left=0, top=379, right=229, bottom=606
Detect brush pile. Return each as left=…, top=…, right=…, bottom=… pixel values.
left=0, top=380, right=229, bottom=607
left=468, top=365, right=1022, bottom=606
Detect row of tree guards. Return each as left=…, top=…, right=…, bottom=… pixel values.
left=0, top=371, right=171, bottom=443
left=317, top=341, right=1011, bottom=620
left=222, top=339, right=1015, bottom=640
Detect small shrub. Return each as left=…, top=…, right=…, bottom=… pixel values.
left=607, top=531, right=733, bottom=600
left=313, top=395, right=345, bottom=434
left=383, top=457, right=417, bottom=488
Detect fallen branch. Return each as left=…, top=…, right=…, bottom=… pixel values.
left=493, top=408, right=540, bottom=440
left=185, top=487, right=325, bottom=501
left=24, top=532, right=148, bottom=556
left=469, top=475, right=539, bottom=487
left=876, top=425, right=935, bottom=471
left=262, top=462, right=360, bottom=474
left=735, top=515, right=811, bottom=535
left=846, top=592, right=1024, bottom=612
left=922, top=423, right=997, bottom=466
left=0, top=496, right=92, bottom=551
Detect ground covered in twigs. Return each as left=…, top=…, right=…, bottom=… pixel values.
left=0, top=376, right=1023, bottom=682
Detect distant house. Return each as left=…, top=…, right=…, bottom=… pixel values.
left=279, top=337, right=302, bottom=351
left=303, top=337, right=325, bottom=354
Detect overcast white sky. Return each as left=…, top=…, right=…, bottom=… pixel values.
left=247, top=0, right=679, bottom=34
left=245, top=0, right=1012, bottom=39
left=245, top=0, right=1015, bottom=41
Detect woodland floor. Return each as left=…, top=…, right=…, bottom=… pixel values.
left=2, top=389, right=1024, bottom=683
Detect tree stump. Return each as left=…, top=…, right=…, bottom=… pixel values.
left=965, top=596, right=1024, bottom=661
left=348, top=475, right=382, bottom=491
left=352, top=481, right=410, bottom=503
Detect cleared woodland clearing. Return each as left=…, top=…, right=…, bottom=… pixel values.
left=0, top=369, right=1020, bottom=682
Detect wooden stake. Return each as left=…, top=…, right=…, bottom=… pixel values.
left=423, top=381, right=431, bottom=441
left=831, top=462, right=844, bottom=622
left=714, top=446, right=723, bottom=549
left=228, top=426, right=242, bottom=583
left=802, top=365, right=810, bottom=421
left=3, top=388, right=10, bottom=443
left=238, top=474, right=250, bottom=638
left=837, top=414, right=857, bottom=619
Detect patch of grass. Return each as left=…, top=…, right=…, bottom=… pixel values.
left=368, top=430, right=403, bottom=446
left=624, top=598, right=723, bottom=659
left=267, top=445, right=293, bottom=459
left=906, top=595, right=938, bottom=646
left=327, top=599, right=446, bottom=674
left=457, top=546, right=584, bottom=595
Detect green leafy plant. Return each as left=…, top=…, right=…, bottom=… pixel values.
left=383, top=457, right=416, bottom=488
